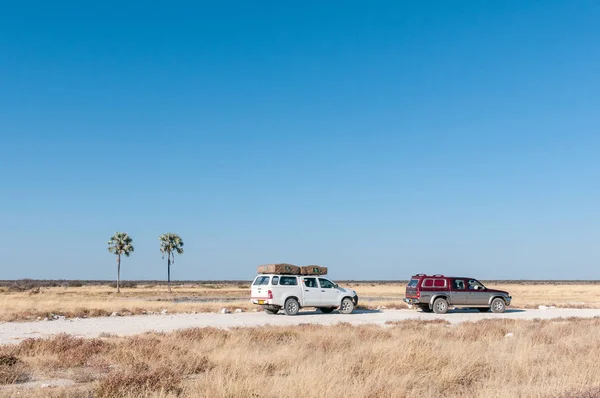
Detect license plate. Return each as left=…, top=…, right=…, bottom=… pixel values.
left=258, top=300, right=265, bottom=304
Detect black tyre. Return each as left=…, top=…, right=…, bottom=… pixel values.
left=284, top=298, right=300, bottom=316
left=317, top=307, right=335, bottom=314
left=477, top=308, right=489, bottom=313
left=432, top=298, right=448, bottom=314
left=339, top=297, right=355, bottom=314
left=490, top=298, right=506, bottom=313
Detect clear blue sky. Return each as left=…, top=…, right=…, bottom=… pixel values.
left=2, top=1, right=599, bottom=281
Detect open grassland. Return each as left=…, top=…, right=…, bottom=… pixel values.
left=1, top=318, right=600, bottom=397
left=1, top=281, right=600, bottom=322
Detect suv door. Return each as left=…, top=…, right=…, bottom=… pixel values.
left=302, top=277, right=321, bottom=306
left=467, top=279, right=489, bottom=305
left=449, top=279, right=468, bottom=305
left=318, top=278, right=339, bottom=306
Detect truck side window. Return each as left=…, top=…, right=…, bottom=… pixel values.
left=304, top=278, right=317, bottom=288
left=318, top=278, right=334, bottom=289
left=453, top=280, right=465, bottom=290
left=280, top=276, right=297, bottom=286
left=272, top=276, right=279, bottom=286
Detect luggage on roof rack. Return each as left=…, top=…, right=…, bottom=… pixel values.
left=257, top=263, right=300, bottom=275
left=300, top=265, right=328, bottom=275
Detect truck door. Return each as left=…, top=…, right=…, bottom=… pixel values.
left=318, top=278, right=339, bottom=306
left=467, top=279, right=489, bottom=305
left=302, top=277, right=321, bottom=306
left=450, top=279, right=468, bottom=305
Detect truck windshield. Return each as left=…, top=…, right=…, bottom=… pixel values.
left=407, top=279, right=418, bottom=288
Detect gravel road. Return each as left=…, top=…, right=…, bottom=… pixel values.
left=1, top=308, right=599, bottom=345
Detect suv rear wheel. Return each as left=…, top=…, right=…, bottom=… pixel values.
left=490, top=298, right=506, bottom=313
left=433, top=298, right=448, bottom=314
left=339, top=297, right=355, bottom=314
left=284, top=298, right=300, bottom=316
left=317, top=307, right=335, bottom=314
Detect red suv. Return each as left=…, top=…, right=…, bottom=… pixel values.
left=404, top=274, right=512, bottom=314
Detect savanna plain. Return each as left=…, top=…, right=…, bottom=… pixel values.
left=1, top=281, right=600, bottom=397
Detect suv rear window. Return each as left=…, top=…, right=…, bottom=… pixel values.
left=253, top=276, right=270, bottom=286
left=407, top=279, right=418, bottom=288
left=279, top=276, right=298, bottom=286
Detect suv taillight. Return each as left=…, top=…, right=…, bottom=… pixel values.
left=268, top=290, right=273, bottom=299
left=416, top=291, right=420, bottom=298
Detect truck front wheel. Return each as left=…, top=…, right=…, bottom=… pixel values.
left=284, top=298, right=300, bottom=316
left=339, top=297, right=355, bottom=314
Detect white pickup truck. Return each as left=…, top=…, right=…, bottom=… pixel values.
left=250, top=274, right=359, bottom=315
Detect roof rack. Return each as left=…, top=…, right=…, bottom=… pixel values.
left=415, top=273, right=426, bottom=276
left=433, top=274, right=445, bottom=277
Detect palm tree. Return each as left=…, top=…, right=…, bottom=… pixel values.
left=107, top=232, right=134, bottom=293
left=159, top=233, right=184, bottom=292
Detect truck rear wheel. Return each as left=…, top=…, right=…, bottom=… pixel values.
left=339, top=297, right=355, bottom=314
left=284, top=298, right=300, bottom=316
left=317, top=307, right=335, bottom=314
left=433, top=298, right=448, bottom=314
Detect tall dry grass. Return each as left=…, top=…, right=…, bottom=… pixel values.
left=1, top=318, right=600, bottom=397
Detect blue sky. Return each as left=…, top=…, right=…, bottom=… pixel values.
left=1, top=1, right=599, bottom=280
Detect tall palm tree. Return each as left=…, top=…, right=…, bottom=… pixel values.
left=159, top=233, right=184, bottom=292
left=107, top=232, right=134, bottom=293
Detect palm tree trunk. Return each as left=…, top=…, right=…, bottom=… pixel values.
left=168, top=255, right=171, bottom=293
left=117, top=254, right=121, bottom=294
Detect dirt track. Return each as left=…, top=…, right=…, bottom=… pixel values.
left=1, top=308, right=599, bottom=345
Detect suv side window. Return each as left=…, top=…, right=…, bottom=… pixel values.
left=433, top=279, right=446, bottom=288
left=468, top=279, right=485, bottom=290
left=253, top=276, right=270, bottom=286
left=272, top=276, right=279, bottom=285
left=453, top=279, right=465, bottom=290
left=318, top=278, right=334, bottom=289
left=422, top=279, right=434, bottom=287
left=279, top=276, right=297, bottom=286
left=304, top=278, right=317, bottom=288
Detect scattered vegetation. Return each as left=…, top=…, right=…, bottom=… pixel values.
left=1, top=318, right=600, bottom=397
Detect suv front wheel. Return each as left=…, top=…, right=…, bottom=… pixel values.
left=433, top=298, right=449, bottom=314
left=339, top=297, right=355, bottom=314
left=490, top=298, right=506, bottom=313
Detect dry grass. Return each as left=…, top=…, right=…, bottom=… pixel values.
left=1, top=318, right=600, bottom=397
left=1, top=282, right=600, bottom=322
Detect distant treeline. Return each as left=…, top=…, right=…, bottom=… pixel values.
left=1, top=279, right=600, bottom=292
